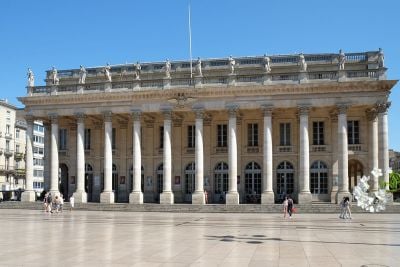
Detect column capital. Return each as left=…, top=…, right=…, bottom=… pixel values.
left=25, top=114, right=35, bottom=124
left=75, top=112, right=86, bottom=123
left=336, top=104, right=349, bottom=114
left=131, top=109, right=142, bottom=121
left=261, top=104, right=273, bottom=116
left=48, top=113, right=58, bottom=123
left=226, top=104, right=239, bottom=118
left=365, top=107, right=378, bottom=122
left=298, top=105, right=311, bottom=116
left=102, top=111, right=113, bottom=122
left=376, top=101, right=391, bottom=114
left=193, top=108, right=204, bottom=119
left=162, top=109, right=173, bottom=120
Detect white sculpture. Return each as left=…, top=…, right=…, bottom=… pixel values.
left=263, top=55, right=271, bottom=73
left=378, top=48, right=384, bottom=68
left=27, top=68, right=34, bottom=87
left=78, top=65, right=87, bottom=84
left=134, top=62, right=141, bottom=80
left=229, top=56, right=235, bottom=74
left=165, top=59, right=171, bottom=78
left=299, top=53, right=307, bottom=72
left=338, top=49, right=346, bottom=70
left=196, top=57, right=202, bottom=76
left=51, top=66, right=59, bottom=85
left=104, top=63, right=112, bottom=82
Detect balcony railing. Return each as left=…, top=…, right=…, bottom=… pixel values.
left=348, top=144, right=362, bottom=152
left=277, top=146, right=293, bottom=153
left=4, top=149, right=13, bottom=157
left=5, top=133, right=12, bottom=139
left=14, top=152, right=24, bottom=160
left=247, top=146, right=260, bottom=153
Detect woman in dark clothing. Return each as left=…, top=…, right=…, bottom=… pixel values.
left=287, top=195, right=294, bottom=218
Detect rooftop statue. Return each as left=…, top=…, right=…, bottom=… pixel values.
left=229, top=56, right=235, bottom=74
left=263, top=55, right=271, bottom=73
left=27, top=68, right=34, bottom=87
left=104, top=63, right=112, bottom=82
left=196, top=57, right=202, bottom=76
left=299, top=53, right=307, bottom=72
left=78, top=65, right=87, bottom=84
left=378, top=48, right=384, bottom=68
left=165, top=59, right=171, bottom=78
left=338, top=49, right=346, bottom=70
left=51, top=66, right=59, bottom=85
left=134, top=62, right=141, bottom=80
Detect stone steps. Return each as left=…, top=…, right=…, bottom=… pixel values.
left=1, top=201, right=400, bottom=213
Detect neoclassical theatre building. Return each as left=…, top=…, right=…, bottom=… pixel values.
left=19, top=50, right=396, bottom=205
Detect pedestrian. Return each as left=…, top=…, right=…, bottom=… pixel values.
left=287, top=195, right=294, bottom=218
left=46, top=193, right=52, bottom=213
left=343, top=196, right=352, bottom=219
left=59, top=194, right=64, bottom=212
left=69, top=195, right=74, bottom=211
left=204, top=190, right=208, bottom=204
left=339, top=197, right=346, bottom=219
left=283, top=196, right=288, bottom=218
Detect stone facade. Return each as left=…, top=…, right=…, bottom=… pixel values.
left=18, top=51, right=397, bottom=204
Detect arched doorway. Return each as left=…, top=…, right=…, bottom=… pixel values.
left=245, top=161, right=261, bottom=203
left=85, top=164, right=94, bottom=202
left=184, top=162, right=195, bottom=202
left=59, top=163, right=69, bottom=199
left=214, top=162, right=229, bottom=203
left=111, top=164, right=118, bottom=202
left=348, top=159, right=363, bottom=194
left=156, top=163, right=163, bottom=202
left=310, top=161, right=328, bottom=200
left=276, top=161, right=294, bottom=202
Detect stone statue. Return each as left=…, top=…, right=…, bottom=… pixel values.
left=78, top=65, right=87, bottom=84
left=263, top=54, right=271, bottom=73
left=299, top=53, right=307, bottom=72
left=104, top=63, right=112, bottom=82
left=196, top=57, right=202, bottom=76
left=338, top=49, right=346, bottom=70
left=229, top=56, right=235, bottom=74
left=51, top=66, right=59, bottom=85
left=134, top=62, right=141, bottom=80
left=165, top=59, right=171, bottom=78
left=27, top=68, right=34, bottom=87
left=378, top=48, right=384, bottom=68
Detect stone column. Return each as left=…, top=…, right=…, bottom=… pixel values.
left=73, top=113, right=87, bottom=203
left=298, top=106, right=312, bottom=203
left=100, top=111, right=114, bottom=203
left=330, top=112, right=339, bottom=203
left=160, top=110, right=174, bottom=204
left=49, top=113, right=60, bottom=195
left=378, top=102, right=391, bottom=192
left=226, top=105, right=239, bottom=205
left=43, top=122, right=51, bottom=192
left=261, top=105, right=274, bottom=204
left=366, top=108, right=379, bottom=192
left=192, top=109, right=205, bottom=204
left=21, top=115, right=36, bottom=202
left=337, top=105, right=350, bottom=200
left=129, top=110, right=143, bottom=204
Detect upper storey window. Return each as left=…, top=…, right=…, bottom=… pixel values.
left=347, top=120, right=360, bottom=145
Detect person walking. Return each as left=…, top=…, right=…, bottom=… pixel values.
left=204, top=190, right=208, bottom=204
left=287, top=195, right=294, bottom=218
left=283, top=196, right=289, bottom=218
left=69, top=195, right=74, bottom=211
left=339, top=197, right=346, bottom=219
left=343, top=196, right=352, bottom=219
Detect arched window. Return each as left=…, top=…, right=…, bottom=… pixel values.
left=185, top=162, right=195, bottom=194
left=214, top=162, right=229, bottom=194
left=276, top=161, right=294, bottom=199
left=244, top=161, right=261, bottom=195
left=310, top=161, right=328, bottom=194
left=129, top=165, right=144, bottom=192
left=157, top=163, right=163, bottom=194
left=85, top=164, right=93, bottom=172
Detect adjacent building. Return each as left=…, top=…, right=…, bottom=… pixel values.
left=389, top=149, right=400, bottom=172
left=18, top=50, right=397, bottom=204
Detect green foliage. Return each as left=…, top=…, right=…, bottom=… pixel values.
left=389, top=171, right=400, bottom=192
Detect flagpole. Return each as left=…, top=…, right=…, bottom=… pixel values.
left=188, top=2, right=193, bottom=79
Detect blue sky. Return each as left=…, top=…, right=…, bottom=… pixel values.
left=1, top=0, right=399, bottom=150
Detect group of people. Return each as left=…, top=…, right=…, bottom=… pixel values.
left=43, top=192, right=65, bottom=213
left=282, top=195, right=295, bottom=218
left=339, top=196, right=352, bottom=219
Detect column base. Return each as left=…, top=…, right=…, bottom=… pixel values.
left=160, top=191, right=174, bottom=204
left=261, top=192, right=275, bottom=204
left=337, top=191, right=351, bottom=203
left=192, top=191, right=205, bottom=205
left=226, top=191, right=239, bottom=205
left=100, top=191, right=115, bottom=204
left=330, top=186, right=338, bottom=203
left=298, top=192, right=312, bottom=204
left=73, top=191, right=87, bottom=203
left=129, top=191, right=143, bottom=204
left=21, top=190, right=36, bottom=202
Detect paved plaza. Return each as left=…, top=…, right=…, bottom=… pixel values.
left=0, top=209, right=399, bottom=267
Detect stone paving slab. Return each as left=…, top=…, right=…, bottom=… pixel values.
left=0, top=209, right=399, bottom=266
